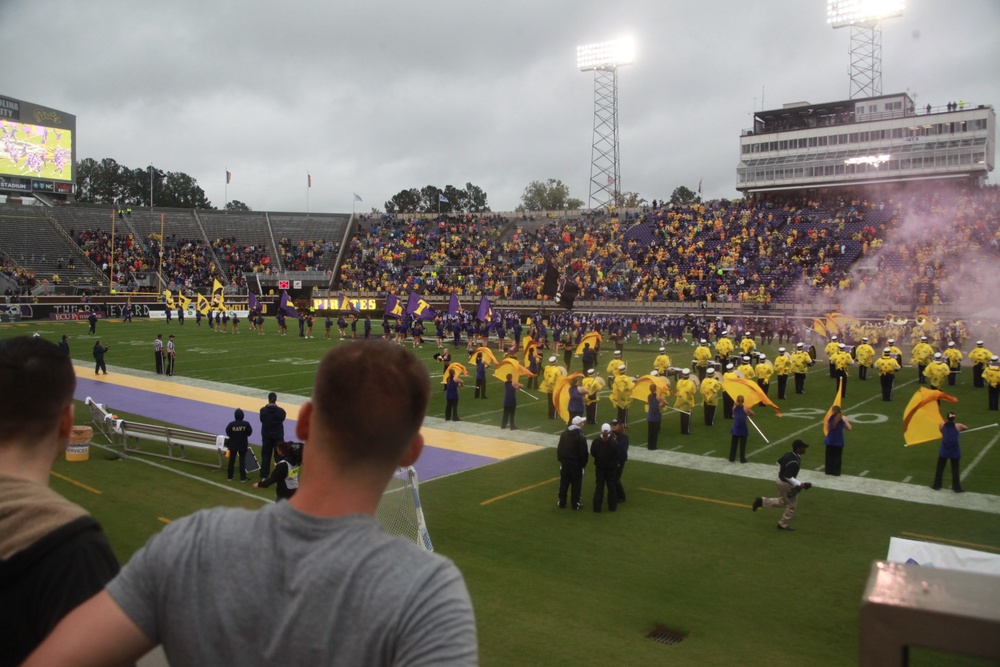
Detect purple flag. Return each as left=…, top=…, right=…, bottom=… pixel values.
left=406, top=293, right=437, bottom=321
left=448, top=294, right=461, bottom=316
left=279, top=290, right=299, bottom=317
left=248, top=292, right=259, bottom=313
left=384, top=294, right=404, bottom=319
left=338, top=293, right=361, bottom=315
left=476, top=295, right=493, bottom=323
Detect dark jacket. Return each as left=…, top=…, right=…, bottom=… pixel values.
left=590, top=434, right=620, bottom=471
left=259, top=402, right=287, bottom=441
left=226, top=409, right=253, bottom=452
left=557, top=428, right=589, bottom=468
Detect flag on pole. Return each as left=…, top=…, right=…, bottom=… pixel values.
left=541, top=264, right=560, bottom=298
left=476, top=295, right=493, bottom=323
left=353, top=193, right=363, bottom=202
left=226, top=170, right=232, bottom=184
left=163, top=289, right=176, bottom=309
left=176, top=292, right=191, bottom=311
left=823, top=378, right=844, bottom=436
left=338, top=293, right=361, bottom=315
left=448, top=294, right=461, bottom=316
left=248, top=292, right=259, bottom=313
left=438, top=194, right=449, bottom=203
left=278, top=290, right=299, bottom=318
left=493, top=357, right=535, bottom=383
left=698, top=178, right=703, bottom=195
left=196, top=293, right=212, bottom=315
left=555, top=280, right=579, bottom=310
left=384, top=294, right=404, bottom=319
left=903, top=387, right=958, bottom=446
left=307, top=173, right=312, bottom=188
left=722, top=377, right=782, bottom=416
left=210, top=279, right=225, bottom=310
left=406, top=293, right=436, bottom=321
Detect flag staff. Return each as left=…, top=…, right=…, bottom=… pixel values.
left=747, top=415, right=769, bottom=443
left=964, top=423, right=999, bottom=435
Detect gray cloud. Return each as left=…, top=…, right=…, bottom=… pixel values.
left=4, top=0, right=997, bottom=212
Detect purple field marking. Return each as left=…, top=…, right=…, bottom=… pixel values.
left=75, top=376, right=496, bottom=480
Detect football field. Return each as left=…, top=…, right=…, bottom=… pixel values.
left=5, top=318, right=999, bottom=666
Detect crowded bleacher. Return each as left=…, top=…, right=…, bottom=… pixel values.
left=0, top=185, right=997, bottom=313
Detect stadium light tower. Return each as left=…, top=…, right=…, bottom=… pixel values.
left=827, top=0, right=904, bottom=99
left=577, top=37, right=634, bottom=210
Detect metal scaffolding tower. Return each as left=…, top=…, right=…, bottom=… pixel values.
left=578, top=38, right=633, bottom=211
left=848, top=22, right=882, bottom=99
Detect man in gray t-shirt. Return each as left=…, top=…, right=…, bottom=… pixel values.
left=25, top=341, right=478, bottom=667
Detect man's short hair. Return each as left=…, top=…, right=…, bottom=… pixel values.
left=268, top=392, right=277, bottom=402
left=0, top=337, right=76, bottom=441
left=311, top=341, right=429, bottom=469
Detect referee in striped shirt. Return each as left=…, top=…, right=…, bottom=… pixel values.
left=153, top=334, right=164, bottom=374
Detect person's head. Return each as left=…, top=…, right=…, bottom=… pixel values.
left=830, top=405, right=842, bottom=415
left=600, top=423, right=611, bottom=438
left=268, top=392, right=277, bottom=404
left=792, top=439, right=809, bottom=454
left=947, top=412, right=956, bottom=422
left=234, top=408, right=244, bottom=420
left=736, top=395, right=745, bottom=406
left=301, top=341, right=429, bottom=474
left=0, top=337, right=76, bottom=448
left=649, top=385, right=657, bottom=396
left=506, top=373, right=513, bottom=382
left=276, top=441, right=303, bottom=464
left=611, top=419, right=622, bottom=432
left=448, top=369, right=455, bottom=378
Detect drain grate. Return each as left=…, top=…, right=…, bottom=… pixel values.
left=646, top=625, right=686, bottom=645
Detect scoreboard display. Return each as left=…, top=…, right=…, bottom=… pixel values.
left=0, top=95, right=76, bottom=194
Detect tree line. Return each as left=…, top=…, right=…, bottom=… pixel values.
left=75, top=157, right=702, bottom=213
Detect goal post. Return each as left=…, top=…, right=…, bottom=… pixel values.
left=376, top=466, right=433, bottom=551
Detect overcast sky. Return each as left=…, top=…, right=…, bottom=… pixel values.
left=4, top=0, right=998, bottom=213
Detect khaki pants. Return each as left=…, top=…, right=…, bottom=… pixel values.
left=763, top=478, right=797, bottom=528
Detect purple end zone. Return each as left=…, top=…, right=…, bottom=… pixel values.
left=76, top=376, right=496, bottom=480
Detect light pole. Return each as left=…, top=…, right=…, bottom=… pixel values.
left=827, top=0, right=904, bottom=99
left=577, top=38, right=633, bottom=211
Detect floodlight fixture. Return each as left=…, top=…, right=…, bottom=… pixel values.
left=577, top=37, right=635, bottom=71
left=827, top=0, right=904, bottom=28
left=827, top=1, right=904, bottom=98
left=578, top=37, right=634, bottom=210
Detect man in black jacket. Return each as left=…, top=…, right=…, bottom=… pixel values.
left=591, top=423, right=620, bottom=513
left=611, top=419, right=629, bottom=503
left=556, top=416, right=589, bottom=510
left=0, top=337, right=120, bottom=665
left=225, top=408, right=253, bottom=482
left=259, top=392, right=287, bottom=480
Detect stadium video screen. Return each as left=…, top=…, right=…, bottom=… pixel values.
left=0, top=120, right=73, bottom=182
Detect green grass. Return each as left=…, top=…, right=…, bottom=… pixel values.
left=5, top=318, right=999, bottom=666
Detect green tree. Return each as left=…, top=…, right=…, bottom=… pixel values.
left=385, top=188, right=421, bottom=214
left=619, top=191, right=647, bottom=208
left=669, top=185, right=701, bottom=206
left=226, top=200, right=251, bottom=211
left=463, top=182, right=490, bottom=212
left=518, top=179, right=583, bottom=211
left=73, top=158, right=212, bottom=208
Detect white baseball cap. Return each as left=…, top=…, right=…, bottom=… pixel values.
left=601, top=423, right=611, bottom=433
left=571, top=416, right=586, bottom=426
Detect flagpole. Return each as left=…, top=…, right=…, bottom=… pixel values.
left=747, top=415, right=769, bottom=443
left=517, top=387, right=540, bottom=401
left=306, top=173, right=310, bottom=216
left=963, top=423, right=1000, bottom=434
left=224, top=168, right=228, bottom=212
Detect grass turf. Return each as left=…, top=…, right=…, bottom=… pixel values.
left=5, top=317, right=999, bottom=666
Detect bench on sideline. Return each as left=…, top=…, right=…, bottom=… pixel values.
left=85, top=396, right=228, bottom=469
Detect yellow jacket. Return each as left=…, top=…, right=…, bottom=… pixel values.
left=943, top=348, right=963, bottom=369
left=755, top=363, right=774, bottom=383
left=654, top=354, right=671, bottom=374
left=855, top=344, right=875, bottom=366
left=791, top=351, right=811, bottom=374
left=774, top=355, right=791, bottom=376
left=674, top=378, right=696, bottom=412
left=540, top=365, right=562, bottom=393
left=825, top=341, right=840, bottom=359
left=874, top=356, right=901, bottom=375
left=610, top=374, right=635, bottom=409
left=694, top=345, right=712, bottom=367
left=582, top=377, right=601, bottom=405
left=715, top=338, right=734, bottom=358
left=700, top=377, right=722, bottom=406
left=983, top=365, right=1000, bottom=388
left=740, top=338, right=756, bottom=355
left=911, top=342, right=934, bottom=366
left=737, top=363, right=755, bottom=379
left=923, top=361, right=950, bottom=388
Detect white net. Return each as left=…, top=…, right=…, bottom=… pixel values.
left=375, top=466, right=433, bottom=551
